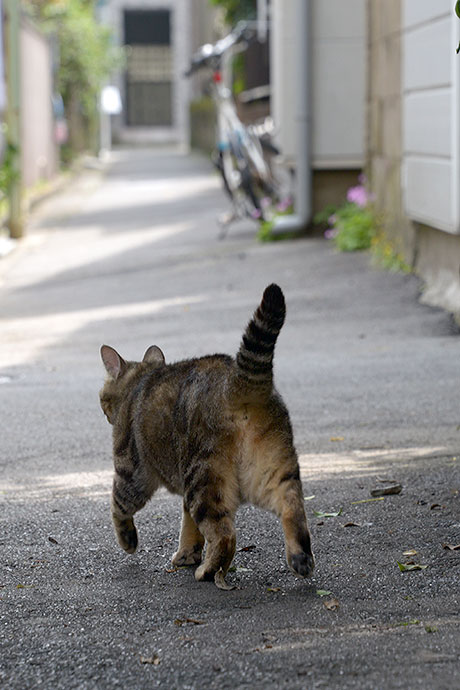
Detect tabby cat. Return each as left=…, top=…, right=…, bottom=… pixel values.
left=99, top=284, right=314, bottom=589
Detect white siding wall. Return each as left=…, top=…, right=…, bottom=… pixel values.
left=271, top=0, right=365, bottom=168
left=99, top=0, right=191, bottom=146
left=402, top=1, right=460, bottom=234
left=311, top=0, right=366, bottom=168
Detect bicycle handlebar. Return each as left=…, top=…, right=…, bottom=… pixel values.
left=185, top=21, right=258, bottom=76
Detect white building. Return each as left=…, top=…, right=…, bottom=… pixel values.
left=97, top=0, right=216, bottom=148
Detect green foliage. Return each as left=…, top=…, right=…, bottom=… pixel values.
left=209, top=0, right=257, bottom=25
left=316, top=192, right=412, bottom=273
left=333, top=203, right=375, bottom=252
left=257, top=205, right=296, bottom=242
left=313, top=204, right=337, bottom=227
left=0, top=140, right=19, bottom=198
left=232, top=54, right=246, bottom=95
left=371, top=233, right=411, bottom=273
left=22, top=0, right=122, bottom=152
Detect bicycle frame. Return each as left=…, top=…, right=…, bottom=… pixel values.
left=187, top=22, right=291, bottom=232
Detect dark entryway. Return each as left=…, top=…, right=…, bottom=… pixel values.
left=124, top=9, right=173, bottom=127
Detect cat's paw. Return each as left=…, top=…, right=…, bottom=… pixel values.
left=194, top=564, right=215, bottom=582
left=172, top=545, right=202, bottom=567
left=289, top=551, right=315, bottom=578
left=116, top=522, right=138, bottom=554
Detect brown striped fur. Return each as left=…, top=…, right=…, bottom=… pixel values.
left=99, top=285, right=314, bottom=589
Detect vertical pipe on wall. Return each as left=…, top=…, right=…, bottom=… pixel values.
left=272, top=0, right=311, bottom=233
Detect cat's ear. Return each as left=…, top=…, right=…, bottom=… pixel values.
left=142, top=345, right=165, bottom=367
left=100, top=345, right=127, bottom=380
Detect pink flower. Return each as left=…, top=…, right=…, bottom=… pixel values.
left=324, top=228, right=338, bottom=240
left=347, top=185, right=369, bottom=208
left=328, top=214, right=337, bottom=226
left=276, top=197, right=292, bottom=213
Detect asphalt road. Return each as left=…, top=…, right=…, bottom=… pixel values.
left=1, top=149, right=459, bottom=689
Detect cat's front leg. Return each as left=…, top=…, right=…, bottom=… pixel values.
left=172, top=506, right=204, bottom=566
left=111, top=468, right=156, bottom=554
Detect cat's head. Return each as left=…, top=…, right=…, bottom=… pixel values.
left=99, top=344, right=165, bottom=424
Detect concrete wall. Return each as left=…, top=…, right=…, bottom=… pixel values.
left=20, top=18, right=57, bottom=188
left=367, top=1, right=460, bottom=316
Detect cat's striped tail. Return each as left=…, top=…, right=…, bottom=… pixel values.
left=232, top=284, right=286, bottom=402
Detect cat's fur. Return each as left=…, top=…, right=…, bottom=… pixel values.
left=99, top=284, right=314, bottom=589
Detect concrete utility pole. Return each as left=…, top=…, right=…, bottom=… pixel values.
left=4, top=0, right=23, bottom=239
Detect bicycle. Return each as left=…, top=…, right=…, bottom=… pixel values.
left=186, top=22, right=292, bottom=237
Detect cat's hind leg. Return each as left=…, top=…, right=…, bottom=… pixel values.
left=172, top=506, right=205, bottom=566
left=193, top=513, right=236, bottom=589
left=184, top=462, right=238, bottom=589
left=271, top=468, right=315, bottom=578
left=248, top=441, right=314, bottom=578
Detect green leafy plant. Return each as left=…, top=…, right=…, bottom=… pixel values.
left=209, top=0, right=256, bottom=25
left=315, top=179, right=375, bottom=251
left=371, top=233, right=411, bottom=273
left=257, top=202, right=296, bottom=242
left=22, top=0, right=123, bottom=157
left=332, top=204, right=375, bottom=252
left=316, top=177, right=412, bottom=273
left=0, top=140, right=19, bottom=198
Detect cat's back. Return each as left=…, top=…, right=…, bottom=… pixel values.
left=133, top=353, right=235, bottom=431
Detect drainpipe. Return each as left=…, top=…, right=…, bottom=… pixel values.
left=272, top=0, right=311, bottom=234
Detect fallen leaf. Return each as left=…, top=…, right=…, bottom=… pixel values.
left=330, top=437, right=344, bottom=442
left=303, top=495, right=315, bottom=501
left=267, top=587, right=281, bottom=592
left=397, top=561, right=428, bottom=572
left=16, top=584, right=34, bottom=589
left=351, top=497, right=384, bottom=505
left=228, top=566, right=251, bottom=573
left=370, top=484, right=402, bottom=497
left=430, top=504, right=443, bottom=510
left=238, top=545, right=256, bottom=552
left=343, top=522, right=361, bottom=528
left=313, top=509, right=342, bottom=518
left=425, top=626, right=437, bottom=633
left=48, top=536, right=59, bottom=545
left=442, top=543, right=460, bottom=551
left=402, top=549, right=418, bottom=557
left=165, top=567, right=178, bottom=573
left=140, top=655, right=160, bottom=665
left=174, top=618, right=206, bottom=626
left=316, top=589, right=332, bottom=597
left=324, top=598, right=340, bottom=610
